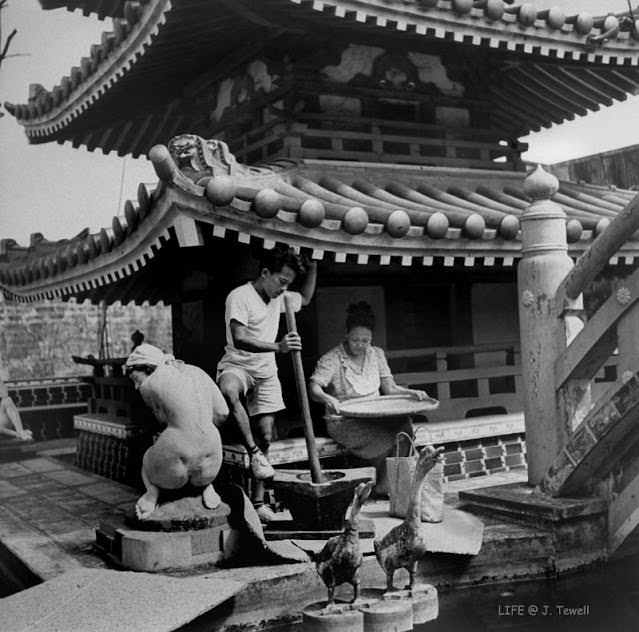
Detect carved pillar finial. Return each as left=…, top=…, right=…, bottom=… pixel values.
left=518, top=164, right=575, bottom=485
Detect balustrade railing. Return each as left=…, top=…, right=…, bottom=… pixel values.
left=387, top=342, right=522, bottom=422
left=555, top=192, right=639, bottom=433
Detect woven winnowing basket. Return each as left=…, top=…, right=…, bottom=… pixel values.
left=338, top=394, right=439, bottom=418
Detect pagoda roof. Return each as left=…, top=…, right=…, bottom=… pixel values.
left=7, top=0, right=639, bottom=157
left=1, top=138, right=637, bottom=305
left=39, top=0, right=127, bottom=20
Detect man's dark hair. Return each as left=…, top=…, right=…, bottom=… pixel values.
left=258, top=246, right=303, bottom=275
left=345, top=301, right=376, bottom=332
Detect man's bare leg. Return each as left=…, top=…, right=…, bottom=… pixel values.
left=252, top=414, right=274, bottom=511
left=218, top=374, right=258, bottom=451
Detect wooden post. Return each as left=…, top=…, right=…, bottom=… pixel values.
left=284, top=294, right=324, bottom=484
left=518, top=166, right=575, bottom=485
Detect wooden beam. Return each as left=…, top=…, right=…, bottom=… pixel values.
left=494, top=82, right=574, bottom=125
left=514, top=69, right=588, bottom=116
left=554, top=67, right=614, bottom=107
left=529, top=65, right=602, bottom=110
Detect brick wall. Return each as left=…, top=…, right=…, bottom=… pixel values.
left=0, top=298, right=172, bottom=380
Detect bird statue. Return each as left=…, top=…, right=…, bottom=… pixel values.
left=316, top=480, right=375, bottom=606
left=374, top=444, right=445, bottom=592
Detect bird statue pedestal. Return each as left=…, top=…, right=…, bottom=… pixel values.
left=359, top=598, right=414, bottom=632
left=302, top=602, right=364, bottom=632
left=271, top=467, right=375, bottom=531
left=383, top=583, right=439, bottom=625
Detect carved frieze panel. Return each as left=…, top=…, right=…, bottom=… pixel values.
left=209, top=59, right=284, bottom=127
left=317, top=43, right=465, bottom=122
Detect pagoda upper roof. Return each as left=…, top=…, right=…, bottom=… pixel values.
left=1, top=136, right=637, bottom=305
left=7, top=0, right=639, bottom=157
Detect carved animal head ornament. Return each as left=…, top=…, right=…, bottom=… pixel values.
left=167, top=134, right=246, bottom=183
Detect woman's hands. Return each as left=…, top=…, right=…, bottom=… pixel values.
left=410, top=389, right=430, bottom=401
left=322, top=394, right=342, bottom=415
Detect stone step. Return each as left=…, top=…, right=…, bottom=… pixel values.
left=458, top=482, right=607, bottom=525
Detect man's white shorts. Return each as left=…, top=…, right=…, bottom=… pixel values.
left=217, top=365, right=285, bottom=417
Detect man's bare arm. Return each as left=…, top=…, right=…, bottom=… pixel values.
left=298, top=258, right=317, bottom=306
left=230, top=320, right=301, bottom=353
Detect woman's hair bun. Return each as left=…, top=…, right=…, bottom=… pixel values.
left=346, top=301, right=375, bottom=331
left=347, top=301, right=373, bottom=316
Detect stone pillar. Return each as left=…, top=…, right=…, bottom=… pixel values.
left=518, top=166, right=574, bottom=485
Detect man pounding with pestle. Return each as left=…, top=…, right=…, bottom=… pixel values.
left=217, top=246, right=317, bottom=522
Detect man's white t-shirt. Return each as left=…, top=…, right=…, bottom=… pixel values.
left=218, top=282, right=302, bottom=379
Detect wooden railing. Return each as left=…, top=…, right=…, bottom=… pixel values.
left=554, top=193, right=639, bottom=432
left=229, top=112, right=524, bottom=169
left=386, top=342, right=522, bottom=422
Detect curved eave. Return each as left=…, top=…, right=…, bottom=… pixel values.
left=286, top=0, right=639, bottom=65
left=15, top=0, right=174, bottom=143
left=3, top=161, right=639, bottom=304
left=10, top=0, right=639, bottom=151
left=39, top=0, right=126, bottom=19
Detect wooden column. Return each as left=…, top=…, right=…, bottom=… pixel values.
left=517, top=166, right=574, bottom=485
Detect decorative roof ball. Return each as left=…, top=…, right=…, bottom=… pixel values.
left=499, top=215, right=520, bottom=240
left=148, top=143, right=170, bottom=165
left=602, top=15, right=620, bottom=34
left=124, top=200, right=138, bottom=230
left=452, top=0, right=473, bottom=16
left=205, top=176, right=236, bottom=206
left=343, top=207, right=369, bottom=235
left=546, top=7, right=566, bottom=29
left=595, top=218, right=610, bottom=236
left=426, top=212, right=449, bottom=239
left=254, top=188, right=281, bottom=218
left=485, top=0, right=505, bottom=22
left=463, top=214, right=486, bottom=239
left=518, top=4, right=537, bottom=27
left=566, top=219, right=583, bottom=243
left=149, top=144, right=177, bottom=181
left=386, top=210, right=411, bottom=238
left=574, top=13, right=594, bottom=35
left=299, top=199, right=326, bottom=228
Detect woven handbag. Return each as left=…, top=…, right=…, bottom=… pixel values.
left=387, top=431, right=444, bottom=523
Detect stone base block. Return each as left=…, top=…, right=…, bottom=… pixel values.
left=383, top=583, right=438, bottom=625
left=271, top=467, right=375, bottom=531
left=96, top=509, right=234, bottom=572
left=459, top=482, right=608, bottom=569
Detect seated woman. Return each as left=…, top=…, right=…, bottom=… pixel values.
left=0, top=377, right=33, bottom=441
left=309, top=301, right=430, bottom=495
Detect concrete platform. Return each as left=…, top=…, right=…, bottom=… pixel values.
left=1, top=569, right=244, bottom=632
left=0, top=452, right=616, bottom=631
